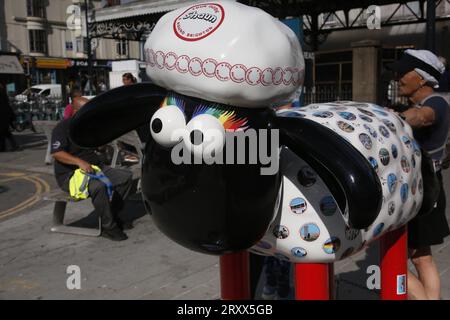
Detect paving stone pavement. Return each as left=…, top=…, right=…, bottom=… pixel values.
left=0, top=131, right=449, bottom=299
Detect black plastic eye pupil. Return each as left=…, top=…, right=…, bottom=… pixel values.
left=190, top=130, right=204, bottom=145
left=152, top=118, right=163, bottom=133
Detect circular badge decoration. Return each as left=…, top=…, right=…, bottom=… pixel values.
left=358, top=108, right=375, bottom=117
left=391, top=144, right=398, bottom=159
left=329, top=105, right=346, bottom=111
left=412, top=178, right=417, bottom=195
left=373, top=223, right=385, bottom=237
left=173, top=3, right=225, bottom=42
left=401, top=156, right=411, bottom=173
left=230, top=64, right=247, bottom=83
left=188, top=57, right=202, bottom=75
left=372, top=109, right=389, bottom=117
left=382, top=119, right=397, bottom=133
left=273, top=225, right=289, bottom=239
left=379, top=125, right=390, bottom=138
left=323, top=237, right=341, bottom=254
left=359, top=114, right=373, bottom=122
left=337, top=121, right=354, bottom=133
left=379, top=148, right=390, bottom=166
left=300, top=223, right=320, bottom=242
left=402, top=135, right=412, bottom=149
left=368, top=157, right=379, bottom=173
left=290, top=197, right=307, bottom=214
left=215, top=62, right=231, bottom=81
left=313, top=111, right=334, bottom=118
left=164, top=52, right=178, bottom=70
left=387, top=173, right=397, bottom=193
left=338, top=111, right=356, bottom=121
left=364, top=124, right=378, bottom=138
left=280, top=111, right=306, bottom=118
left=298, top=166, right=317, bottom=187
left=388, top=201, right=395, bottom=215
left=401, top=183, right=409, bottom=203
left=359, top=133, right=373, bottom=150
left=320, top=195, right=337, bottom=216
left=291, top=247, right=307, bottom=258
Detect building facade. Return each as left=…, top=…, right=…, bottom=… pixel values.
left=0, top=0, right=141, bottom=92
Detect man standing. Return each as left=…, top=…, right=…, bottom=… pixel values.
left=388, top=49, right=450, bottom=300
left=51, top=97, right=133, bottom=241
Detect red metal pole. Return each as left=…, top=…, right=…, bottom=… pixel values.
left=220, top=251, right=251, bottom=300
left=380, top=225, right=408, bottom=300
left=295, top=263, right=332, bottom=300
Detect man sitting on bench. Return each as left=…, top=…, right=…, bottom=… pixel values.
left=51, top=97, right=133, bottom=241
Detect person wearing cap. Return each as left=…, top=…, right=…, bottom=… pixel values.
left=388, top=49, right=450, bottom=300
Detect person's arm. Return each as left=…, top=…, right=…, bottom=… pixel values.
left=52, top=151, right=94, bottom=173
left=400, top=106, right=435, bottom=128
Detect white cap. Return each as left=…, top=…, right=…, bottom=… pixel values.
left=144, top=1, right=305, bottom=108
left=405, top=49, right=445, bottom=88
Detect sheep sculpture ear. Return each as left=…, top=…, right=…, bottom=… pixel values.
left=271, top=115, right=382, bottom=230
left=69, top=83, right=167, bottom=148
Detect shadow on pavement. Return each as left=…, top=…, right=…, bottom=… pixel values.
left=67, top=197, right=147, bottom=229
left=335, top=243, right=380, bottom=300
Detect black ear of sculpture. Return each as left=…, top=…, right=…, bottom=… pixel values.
left=69, top=83, right=167, bottom=148
left=272, top=115, right=382, bottom=229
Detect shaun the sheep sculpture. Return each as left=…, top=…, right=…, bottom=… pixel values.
left=69, top=1, right=433, bottom=267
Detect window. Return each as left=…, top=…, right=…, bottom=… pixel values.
left=75, top=37, right=87, bottom=54
left=116, top=39, right=129, bottom=57
left=29, top=30, right=47, bottom=53
left=27, top=0, right=46, bottom=18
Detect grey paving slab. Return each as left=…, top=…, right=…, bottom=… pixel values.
left=1, top=132, right=450, bottom=300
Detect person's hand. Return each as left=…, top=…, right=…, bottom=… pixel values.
left=77, top=159, right=94, bottom=173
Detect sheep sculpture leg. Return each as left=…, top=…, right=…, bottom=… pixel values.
left=295, top=263, right=333, bottom=300
left=380, top=225, right=408, bottom=300
left=220, top=251, right=251, bottom=300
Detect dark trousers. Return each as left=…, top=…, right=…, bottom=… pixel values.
left=264, top=256, right=291, bottom=297
left=0, top=129, right=18, bottom=151
left=62, top=166, right=133, bottom=230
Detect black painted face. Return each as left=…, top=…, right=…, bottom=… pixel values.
left=142, top=93, right=281, bottom=254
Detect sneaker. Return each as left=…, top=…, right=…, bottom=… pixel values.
left=261, top=285, right=277, bottom=300
left=101, top=227, right=128, bottom=241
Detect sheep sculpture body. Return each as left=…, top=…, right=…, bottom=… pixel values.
left=69, top=1, right=424, bottom=263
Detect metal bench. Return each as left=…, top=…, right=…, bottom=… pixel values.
left=33, top=119, right=144, bottom=168
left=33, top=120, right=58, bottom=165
left=42, top=189, right=102, bottom=237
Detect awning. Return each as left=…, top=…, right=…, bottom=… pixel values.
left=93, top=0, right=220, bottom=22
left=35, top=57, right=70, bottom=69
left=0, top=55, right=24, bottom=74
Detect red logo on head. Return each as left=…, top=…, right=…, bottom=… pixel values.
left=173, top=3, right=225, bottom=41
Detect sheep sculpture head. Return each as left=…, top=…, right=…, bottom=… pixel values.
left=69, top=1, right=431, bottom=262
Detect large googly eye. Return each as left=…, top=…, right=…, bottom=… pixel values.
left=185, top=114, right=225, bottom=163
left=150, top=105, right=186, bottom=148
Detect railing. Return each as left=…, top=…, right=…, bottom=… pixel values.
left=303, top=83, right=353, bottom=105
left=9, top=95, right=66, bottom=131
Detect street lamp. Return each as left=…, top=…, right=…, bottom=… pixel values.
left=84, top=0, right=93, bottom=95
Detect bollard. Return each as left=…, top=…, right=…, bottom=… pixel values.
left=220, top=251, right=251, bottom=300
left=380, top=225, right=408, bottom=300
left=295, top=263, right=333, bottom=300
